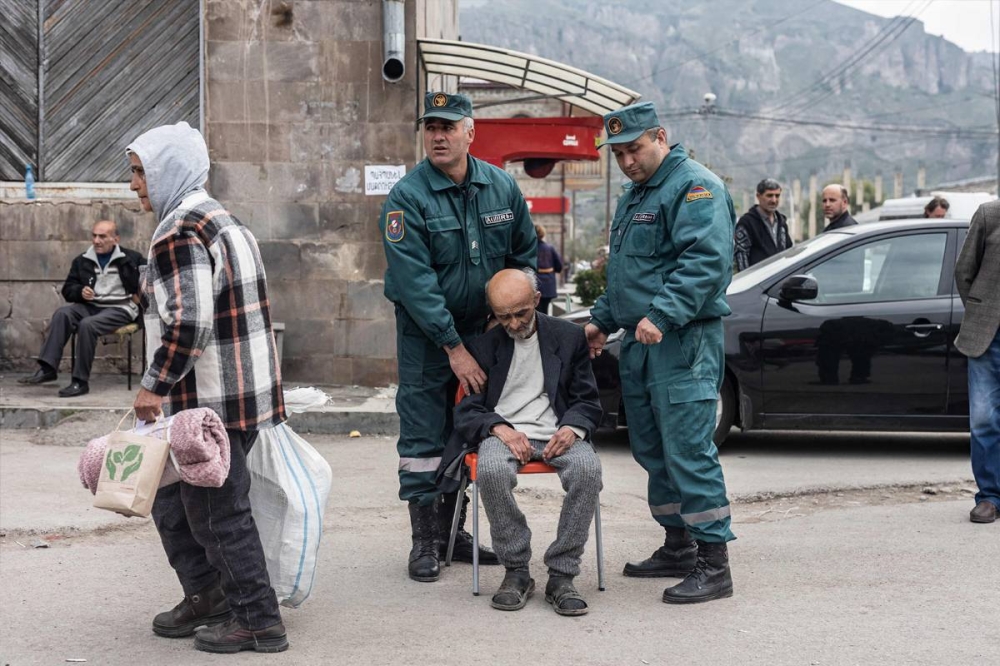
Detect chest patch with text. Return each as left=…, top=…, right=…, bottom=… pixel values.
left=632, top=212, right=657, bottom=224
left=482, top=210, right=514, bottom=226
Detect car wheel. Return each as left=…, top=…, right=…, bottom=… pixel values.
left=714, top=375, right=736, bottom=446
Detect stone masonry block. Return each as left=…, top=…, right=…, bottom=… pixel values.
left=333, top=317, right=395, bottom=358
left=318, top=202, right=374, bottom=243
left=257, top=241, right=302, bottom=281
left=267, top=203, right=320, bottom=240
left=266, top=278, right=347, bottom=323
left=299, top=241, right=385, bottom=281
left=207, top=81, right=268, bottom=123
left=319, top=39, right=371, bottom=84
left=265, top=42, right=320, bottom=82
left=289, top=123, right=364, bottom=162
left=9, top=282, right=65, bottom=321
left=264, top=163, right=327, bottom=203
left=206, top=40, right=265, bottom=82
left=280, top=354, right=352, bottom=386
left=364, top=122, right=418, bottom=164
left=341, top=280, right=393, bottom=320
left=209, top=162, right=269, bottom=203
left=283, top=318, right=338, bottom=359
left=4, top=241, right=81, bottom=281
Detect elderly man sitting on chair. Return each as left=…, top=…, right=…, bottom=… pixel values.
left=451, top=268, right=603, bottom=615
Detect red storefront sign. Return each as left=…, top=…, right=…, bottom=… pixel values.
left=526, top=197, right=570, bottom=215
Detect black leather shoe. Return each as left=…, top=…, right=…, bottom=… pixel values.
left=970, top=500, right=998, bottom=523
left=438, top=492, right=501, bottom=565
left=408, top=501, right=440, bottom=582
left=662, top=540, right=733, bottom=604
left=491, top=569, right=535, bottom=611
left=623, top=527, right=698, bottom=577
left=18, top=367, right=57, bottom=385
left=194, top=618, right=288, bottom=654
left=152, top=584, right=233, bottom=638
left=58, top=380, right=89, bottom=398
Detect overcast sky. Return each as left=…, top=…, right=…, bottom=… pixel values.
left=834, top=0, right=1000, bottom=53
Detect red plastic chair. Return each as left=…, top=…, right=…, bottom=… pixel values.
left=445, top=385, right=606, bottom=596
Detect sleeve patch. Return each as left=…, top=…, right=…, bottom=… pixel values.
left=385, top=210, right=405, bottom=242
left=686, top=186, right=713, bottom=202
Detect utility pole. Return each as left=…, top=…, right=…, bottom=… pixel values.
left=808, top=173, right=818, bottom=238
left=792, top=178, right=802, bottom=241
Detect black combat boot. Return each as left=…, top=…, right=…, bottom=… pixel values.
left=408, top=501, right=440, bottom=582
left=662, top=540, right=733, bottom=604
left=152, top=582, right=233, bottom=638
left=623, top=526, right=698, bottom=577
left=438, top=491, right=500, bottom=565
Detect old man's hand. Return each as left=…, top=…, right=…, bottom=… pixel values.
left=492, top=424, right=532, bottom=465
left=584, top=324, right=607, bottom=359
left=542, top=426, right=578, bottom=461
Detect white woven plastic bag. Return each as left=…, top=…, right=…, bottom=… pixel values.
left=248, top=423, right=332, bottom=608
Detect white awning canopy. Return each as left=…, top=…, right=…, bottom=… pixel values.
left=417, top=38, right=641, bottom=117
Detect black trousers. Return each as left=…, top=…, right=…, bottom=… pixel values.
left=39, top=303, right=134, bottom=382
left=151, top=430, right=281, bottom=630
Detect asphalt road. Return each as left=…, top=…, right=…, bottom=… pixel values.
left=0, top=427, right=994, bottom=665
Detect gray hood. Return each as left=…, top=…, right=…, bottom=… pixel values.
left=126, top=122, right=209, bottom=222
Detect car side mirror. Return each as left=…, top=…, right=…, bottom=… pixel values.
left=778, top=275, right=818, bottom=303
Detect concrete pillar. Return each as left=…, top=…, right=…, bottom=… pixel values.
left=917, top=164, right=926, bottom=192
left=894, top=170, right=903, bottom=199
left=855, top=178, right=864, bottom=209
left=842, top=162, right=851, bottom=195
left=874, top=172, right=883, bottom=204
left=808, top=173, right=818, bottom=238
left=742, top=191, right=750, bottom=215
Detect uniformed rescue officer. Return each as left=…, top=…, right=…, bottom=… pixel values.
left=380, top=92, right=537, bottom=583
left=584, top=102, right=737, bottom=604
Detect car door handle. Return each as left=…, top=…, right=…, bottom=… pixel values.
left=905, top=323, right=943, bottom=338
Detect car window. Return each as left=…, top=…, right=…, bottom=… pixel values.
left=729, top=233, right=845, bottom=294
left=805, top=233, right=948, bottom=305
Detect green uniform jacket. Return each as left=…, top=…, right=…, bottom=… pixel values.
left=590, top=144, right=735, bottom=335
left=381, top=155, right=537, bottom=348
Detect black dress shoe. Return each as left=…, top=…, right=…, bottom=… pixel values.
left=58, top=381, right=90, bottom=398
left=18, top=367, right=57, bottom=385
left=194, top=618, right=288, bottom=654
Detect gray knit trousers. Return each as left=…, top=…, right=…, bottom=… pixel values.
left=477, top=436, right=603, bottom=577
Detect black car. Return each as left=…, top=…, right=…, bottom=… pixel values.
left=566, top=218, right=971, bottom=444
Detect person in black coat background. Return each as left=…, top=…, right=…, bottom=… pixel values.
left=734, top=178, right=793, bottom=272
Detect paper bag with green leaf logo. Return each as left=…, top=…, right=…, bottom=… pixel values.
left=93, top=411, right=170, bottom=517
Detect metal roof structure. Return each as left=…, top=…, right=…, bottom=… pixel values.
left=417, top=38, right=641, bottom=117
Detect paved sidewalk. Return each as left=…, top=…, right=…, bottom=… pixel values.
left=0, top=372, right=399, bottom=434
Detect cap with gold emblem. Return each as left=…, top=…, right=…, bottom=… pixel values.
left=419, top=91, right=473, bottom=122
left=600, top=101, right=660, bottom=146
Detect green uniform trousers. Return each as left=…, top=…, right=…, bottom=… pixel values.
left=394, top=306, right=479, bottom=506
left=619, top=317, right=735, bottom=543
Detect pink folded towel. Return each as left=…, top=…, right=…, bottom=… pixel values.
left=78, top=408, right=230, bottom=494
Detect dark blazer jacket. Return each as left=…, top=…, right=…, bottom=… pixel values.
left=955, top=200, right=1000, bottom=358
left=436, top=313, right=603, bottom=492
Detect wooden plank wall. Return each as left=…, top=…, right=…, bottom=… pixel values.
left=0, top=0, right=39, bottom=180
left=0, top=0, right=199, bottom=183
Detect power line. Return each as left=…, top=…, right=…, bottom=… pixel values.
left=705, top=108, right=997, bottom=137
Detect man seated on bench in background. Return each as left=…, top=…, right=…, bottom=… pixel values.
left=18, top=220, right=145, bottom=397
left=448, top=268, right=603, bottom=616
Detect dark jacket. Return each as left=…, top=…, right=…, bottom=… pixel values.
left=823, top=211, right=858, bottom=233
left=61, top=245, right=145, bottom=303
left=537, top=240, right=564, bottom=298
left=734, top=205, right=792, bottom=272
left=436, top=313, right=603, bottom=492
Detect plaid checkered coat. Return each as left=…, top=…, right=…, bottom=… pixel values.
left=141, top=191, right=285, bottom=430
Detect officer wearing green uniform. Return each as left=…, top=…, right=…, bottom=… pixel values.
left=381, top=92, right=537, bottom=582
left=584, top=102, right=737, bottom=604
